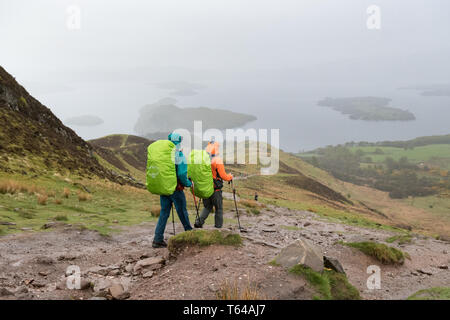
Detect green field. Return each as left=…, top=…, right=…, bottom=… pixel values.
left=348, top=144, right=450, bottom=168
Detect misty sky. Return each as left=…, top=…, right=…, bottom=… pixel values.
left=1, top=0, right=449, bottom=150
left=2, top=0, right=449, bottom=78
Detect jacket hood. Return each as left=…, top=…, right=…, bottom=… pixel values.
left=206, top=141, right=220, bottom=156
left=168, top=132, right=182, bottom=146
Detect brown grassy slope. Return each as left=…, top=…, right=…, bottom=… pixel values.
left=89, top=134, right=154, bottom=182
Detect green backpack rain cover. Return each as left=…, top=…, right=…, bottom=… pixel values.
left=146, top=140, right=177, bottom=195
left=188, top=149, right=214, bottom=199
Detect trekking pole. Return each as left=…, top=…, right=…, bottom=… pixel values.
left=231, top=180, right=243, bottom=232
left=171, top=203, right=176, bottom=235
left=190, top=182, right=200, bottom=222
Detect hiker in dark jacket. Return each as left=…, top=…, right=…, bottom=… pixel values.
left=194, top=141, right=232, bottom=229
left=153, top=132, right=192, bottom=248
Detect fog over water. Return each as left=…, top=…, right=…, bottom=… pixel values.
left=1, top=0, right=449, bottom=151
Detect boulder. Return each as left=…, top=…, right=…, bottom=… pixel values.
left=56, top=280, right=67, bottom=290
left=108, top=283, right=130, bottom=300
left=133, top=257, right=164, bottom=273
left=14, top=286, right=29, bottom=294
left=0, top=221, right=16, bottom=226
left=42, top=222, right=57, bottom=229
left=417, top=268, right=433, bottom=276
left=275, top=238, right=323, bottom=272
left=79, top=279, right=92, bottom=290
left=323, top=256, right=346, bottom=274
left=85, top=265, right=119, bottom=276
left=93, top=278, right=112, bottom=293
left=0, top=287, right=14, bottom=297
left=35, top=256, right=55, bottom=265
left=124, top=264, right=134, bottom=273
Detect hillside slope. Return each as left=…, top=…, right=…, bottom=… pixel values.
left=89, top=134, right=152, bottom=183
left=0, top=67, right=109, bottom=178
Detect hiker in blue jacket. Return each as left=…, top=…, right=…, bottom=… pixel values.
left=153, top=132, right=193, bottom=248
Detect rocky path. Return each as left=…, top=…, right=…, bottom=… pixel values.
left=0, top=205, right=448, bottom=300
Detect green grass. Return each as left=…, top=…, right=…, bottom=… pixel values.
left=348, top=144, right=450, bottom=169
left=270, top=198, right=399, bottom=232
left=0, top=173, right=161, bottom=236
left=280, top=225, right=301, bottom=231
left=54, top=214, right=68, bottom=221
left=340, top=241, right=407, bottom=265
left=168, top=229, right=242, bottom=254
left=289, top=265, right=360, bottom=300
left=268, top=259, right=280, bottom=266
left=407, top=287, right=450, bottom=300
left=386, top=234, right=413, bottom=245
left=19, top=96, right=28, bottom=106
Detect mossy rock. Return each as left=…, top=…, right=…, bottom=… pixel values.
left=168, top=229, right=242, bottom=255
left=290, top=265, right=360, bottom=300
left=340, top=241, right=407, bottom=265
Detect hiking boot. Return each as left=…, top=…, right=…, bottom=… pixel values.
left=194, top=222, right=203, bottom=229
left=152, top=240, right=168, bottom=248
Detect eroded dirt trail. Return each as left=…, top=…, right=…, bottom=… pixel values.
left=0, top=205, right=449, bottom=300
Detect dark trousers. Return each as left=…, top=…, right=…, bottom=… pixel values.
left=154, top=190, right=192, bottom=242
left=196, top=190, right=223, bottom=228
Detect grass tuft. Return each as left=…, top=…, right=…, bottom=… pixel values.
left=385, top=234, right=413, bottom=245
left=19, top=96, right=28, bottom=106
left=63, top=187, right=70, bottom=198
left=150, top=206, right=161, bottom=217
left=37, top=194, right=48, bottom=205
left=407, top=287, right=450, bottom=300
left=268, top=259, right=280, bottom=266
left=18, top=210, right=35, bottom=219
left=54, top=214, right=68, bottom=221
left=168, top=229, right=242, bottom=255
left=240, top=199, right=259, bottom=208
left=77, top=191, right=91, bottom=202
left=216, top=280, right=265, bottom=300
left=340, top=241, right=406, bottom=265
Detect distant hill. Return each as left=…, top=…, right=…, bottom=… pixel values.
left=134, top=98, right=256, bottom=137
left=399, top=84, right=450, bottom=97
left=89, top=134, right=153, bottom=182
left=339, top=134, right=450, bottom=149
left=318, top=97, right=415, bottom=121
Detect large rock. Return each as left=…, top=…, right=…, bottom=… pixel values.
left=133, top=257, right=164, bottom=273
left=275, top=238, right=323, bottom=272
left=108, top=283, right=130, bottom=300
left=0, top=287, right=14, bottom=297
left=93, top=278, right=113, bottom=293
left=323, top=256, right=346, bottom=274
